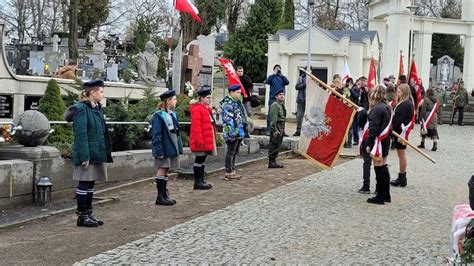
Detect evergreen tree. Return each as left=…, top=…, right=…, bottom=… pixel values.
left=39, top=79, right=73, bottom=144
left=280, top=0, right=295, bottom=29
left=224, top=0, right=284, bottom=82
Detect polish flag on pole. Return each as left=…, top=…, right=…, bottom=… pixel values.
left=367, top=57, right=377, bottom=90
left=408, top=59, right=422, bottom=106
left=174, top=0, right=202, bottom=23
left=218, top=58, right=248, bottom=98
left=341, top=59, right=352, bottom=84
left=398, top=51, right=405, bottom=79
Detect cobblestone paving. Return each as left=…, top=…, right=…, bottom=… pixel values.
left=77, top=125, right=472, bottom=264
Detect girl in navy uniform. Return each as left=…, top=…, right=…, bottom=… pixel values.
left=152, top=90, right=183, bottom=206
left=67, top=80, right=112, bottom=227
left=364, top=85, right=392, bottom=204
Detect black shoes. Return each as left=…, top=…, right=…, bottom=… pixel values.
left=268, top=162, right=284, bottom=168
left=358, top=186, right=370, bottom=194
left=353, top=140, right=359, bottom=146
left=417, top=142, right=425, bottom=149
left=431, top=142, right=438, bottom=151
left=390, top=173, right=407, bottom=187
left=77, top=212, right=99, bottom=227
left=293, top=131, right=301, bottom=137
left=343, top=142, right=352, bottom=148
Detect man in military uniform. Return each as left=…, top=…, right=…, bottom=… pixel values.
left=268, top=88, right=286, bottom=168
left=433, top=82, right=447, bottom=124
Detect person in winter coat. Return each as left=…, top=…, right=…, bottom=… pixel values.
left=433, top=82, right=447, bottom=124
left=152, top=89, right=183, bottom=206
left=67, top=80, right=112, bottom=227
left=390, top=84, right=414, bottom=188
left=237, top=66, right=254, bottom=117
left=268, top=88, right=286, bottom=168
left=450, top=81, right=469, bottom=126
left=264, top=64, right=289, bottom=135
left=418, top=88, right=440, bottom=151
left=220, top=84, right=246, bottom=180
left=364, top=85, right=392, bottom=205
left=294, top=73, right=306, bottom=136
left=189, top=87, right=216, bottom=190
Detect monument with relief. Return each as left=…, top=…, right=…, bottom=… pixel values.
left=137, top=41, right=159, bottom=85
left=429, top=55, right=463, bottom=89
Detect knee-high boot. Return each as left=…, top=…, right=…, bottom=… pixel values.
left=367, top=166, right=385, bottom=204
left=382, top=165, right=391, bottom=203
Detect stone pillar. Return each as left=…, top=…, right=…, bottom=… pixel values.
left=13, top=94, right=25, bottom=118
left=463, top=25, right=474, bottom=91
left=415, top=21, right=433, bottom=88
left=462, top=0, right=474, bottom=21
left=384, top=12, right=411, bottom=78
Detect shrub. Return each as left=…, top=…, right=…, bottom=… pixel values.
left=39, top=79, right=73, bottom=144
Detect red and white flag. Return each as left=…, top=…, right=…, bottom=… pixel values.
left=218, top=58, right=248, bottom=98
left=174, top=0, right=202, bottom=23
left=367, top=58, right=377, bottom=90
left=409, top=59, right=422, bottom=106
left=398, top=51, right=405, bottom=78
left=341, top=60, right=352, bottom=84
left=298, top=76, right=356, bottom=169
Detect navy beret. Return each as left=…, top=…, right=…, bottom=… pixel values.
left=83, top=80, right=104, bottom=89
left=197, top=87, right=212, bottom=97
left=159, top=89, right=176, bottom=101
left=228, top=84, right=241, bottom=91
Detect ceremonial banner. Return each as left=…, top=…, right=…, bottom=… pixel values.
left=341, top=59, right=352, bottom=83
left=398, top=51, right=405, bottom=77
left=408, top=59, right=422, bottom=105
left=218, top=58, right=248, bottom=98
left=175, top=0, right=202, bottom=23
left=299, top=76, right=356, bottom=169
left=367, top=57, right=377, bottom=90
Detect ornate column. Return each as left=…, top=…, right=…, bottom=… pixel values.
left=415, top=21, right=433, bottom=87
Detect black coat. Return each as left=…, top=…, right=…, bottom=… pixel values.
left=239, top=75, right=253, bottom=103
left=365, top=102, right=392, bottom=151
left=392, top=99, right=414, bottom=134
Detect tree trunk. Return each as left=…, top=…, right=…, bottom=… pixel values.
left=68, top=0, right=79, bottom=59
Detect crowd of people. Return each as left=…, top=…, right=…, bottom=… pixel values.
left=65, top=64, right=471, bottom=226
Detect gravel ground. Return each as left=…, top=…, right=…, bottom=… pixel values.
left=77, top=124, right=472, bottom=264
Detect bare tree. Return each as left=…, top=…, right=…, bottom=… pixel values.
left=414, top=0, right=462, bottom=19
left=226, top=0, right=245, bottom=35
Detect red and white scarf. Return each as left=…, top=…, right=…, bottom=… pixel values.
left=399, top=120, right=413, bottom=140
left=421, top=101, right=439, bottom=132
left=360, top=117, right=392, bottom=158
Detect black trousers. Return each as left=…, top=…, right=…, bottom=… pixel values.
left=452, top=107, right=464, bottom=124
left=269, top=123, right=285, bottom=159
left=225, top=139, right=242, bottom=173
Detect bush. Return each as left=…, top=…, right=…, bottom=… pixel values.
left=39, top=79, right=73, bottom=144
left=176, top=94, right=191, bottom=122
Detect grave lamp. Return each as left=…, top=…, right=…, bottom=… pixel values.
left=36, top=176, right=53, bottom=206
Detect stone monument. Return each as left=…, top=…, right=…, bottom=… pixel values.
left=172, top=33, right=183, bottom=93
left=182, top=44, right=203, bottom=90
left=429, top=55, right=463, bottom=88
left=137, top=41, right=159, bottom=85
left=187, top=35, right=216, bottom=90
left=13, top=110, right=51, bottom=147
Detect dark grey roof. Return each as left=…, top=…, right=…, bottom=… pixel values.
left=329, top=30, right=377, bottom=43
left=272, top=28, right=377, bottom=43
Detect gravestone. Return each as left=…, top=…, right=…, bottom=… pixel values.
left=172, top=33, right=183, bottom=93
left=182, top=44, right=203, bottom=90
left=24, top=96, right=42, bottom=111
left=13, top=110, right=50, bottom=147
left=29, top=51, right=45, bottom=75
left=106, top=63, right=119, bottom=82
left=52, top=34, right=60, bottom=52
left=188, top=35, right=216, bottom=89
left=429, top=55, right=463, bottom=89
left=0, top=95, right=14, bottom=118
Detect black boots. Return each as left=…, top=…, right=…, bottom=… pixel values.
left=194, top=165, right=212, bottom=190
left=268, top=157, right=284, bottom=168
left=367, top=165, right=391, bottom=204
left=390, top=172, right=407, bottom=187
left=77, top=212, right=99, bottom=227
left=432, top=142, right=438, bottom=151
left=358, top=185, right=370, bottom=194
left=156, top=179, right=176, bottom=206
left=417, top=141, right=425, bottom=149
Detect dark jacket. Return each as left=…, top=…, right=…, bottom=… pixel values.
left=239, top=75, right=253, bottom=103
left=365, top=102, right=392, bottom=150
left=350, top=85, right=360, bottom=105
left=358, top=86, right=369, bottom=110
left=392, top=99, right=414, bottom=134
left=71, top=101, right=112, bottom=166
left=295, top=74, right=306, bottom=103
left=265, top=74, right=289, bottom=101
left=421, top=96, right=439, bottom=129
left=151, top=110, right=183, bottom=158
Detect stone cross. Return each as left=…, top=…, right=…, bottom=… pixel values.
left=52, top=34, right=60, bottom=52
left=182, top=44, right=203, bottom=90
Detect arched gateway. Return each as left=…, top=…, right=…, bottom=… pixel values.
left=369, top=0, right=474, bottom=89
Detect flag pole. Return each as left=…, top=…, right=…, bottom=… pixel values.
left=300, top=67, right=436, bottom=164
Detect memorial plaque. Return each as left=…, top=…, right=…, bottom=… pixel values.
left=0, top=95, right=14, bottom=118
left=24, top=96, right=42, bottom=111
left=198, top=65, right=213, bottom=88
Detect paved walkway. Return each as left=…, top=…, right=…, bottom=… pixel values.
left=77, top=125, right=472, bottom=264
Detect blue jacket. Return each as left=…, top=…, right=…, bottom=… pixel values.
left=151, top=110, right=183, bottom=158
left=265, top=74, right=289, bottom=101
left=220, top=96, right=245, bottom=141
left=295, top=74, right=306, bottom=103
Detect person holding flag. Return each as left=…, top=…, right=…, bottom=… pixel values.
left=450, top=80, right=469, bottom=126
left=418, top=88, right=440, bottom=151
left=390, top=84, right=414, bottom=188
left=364, top=85, right=392, bottom=205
